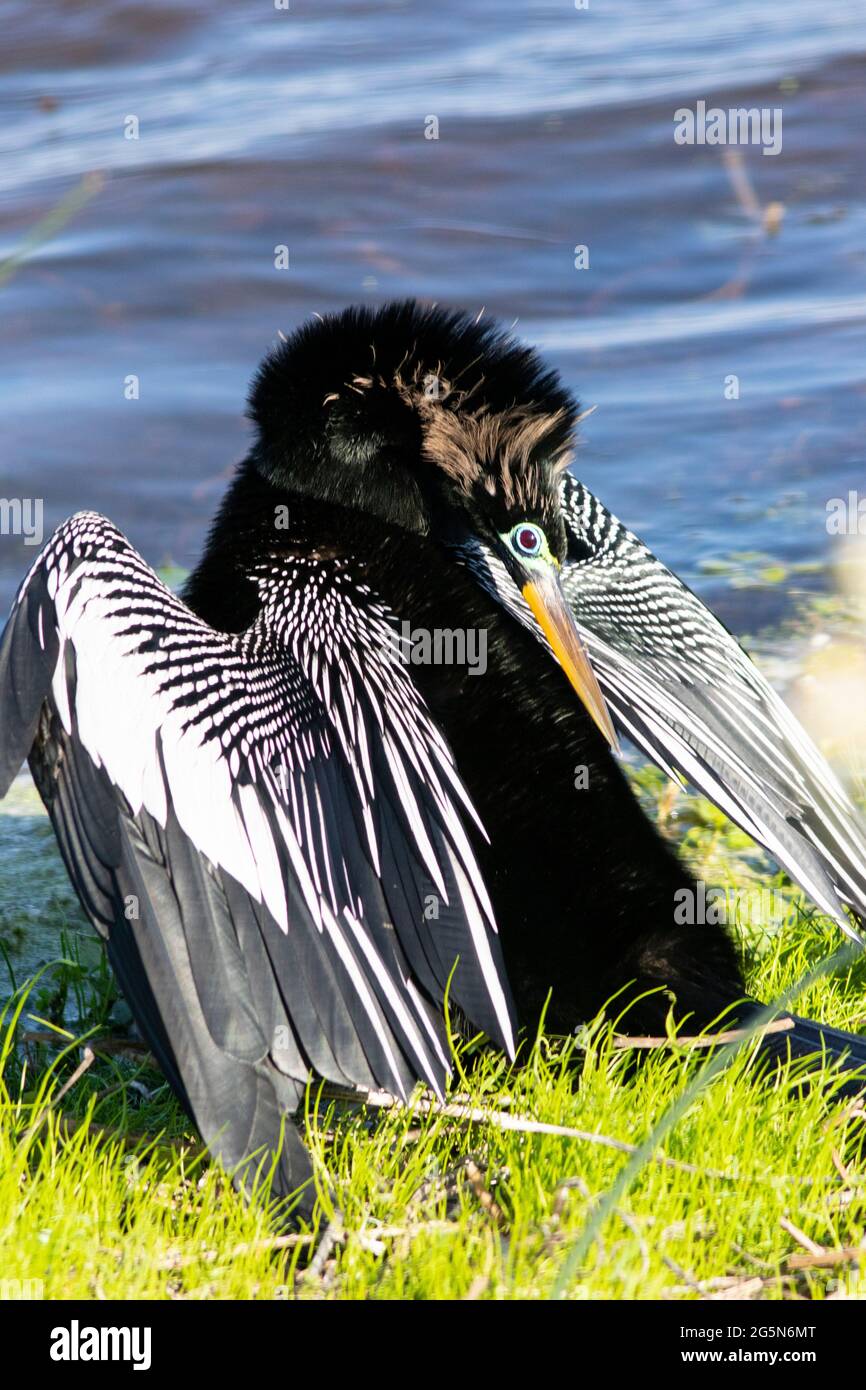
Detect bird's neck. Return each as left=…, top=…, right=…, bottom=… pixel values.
left=184, top=460, right=419, bottom=634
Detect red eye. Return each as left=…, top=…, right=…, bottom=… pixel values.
left=512, top=524, right=543, bottom=556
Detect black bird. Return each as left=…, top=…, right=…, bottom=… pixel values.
left=2, top=300, right=866, bottom=1215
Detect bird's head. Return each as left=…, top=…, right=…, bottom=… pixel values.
left=249, top=300, right=616, bottom=748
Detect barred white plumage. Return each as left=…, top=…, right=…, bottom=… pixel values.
left=557, top=474, right=866, bottom=942
left=0, top=510, right=517, bottom=1206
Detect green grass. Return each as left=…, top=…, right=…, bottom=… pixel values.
left=2, top=768, right=866, bottom=1301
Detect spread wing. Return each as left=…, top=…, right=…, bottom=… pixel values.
left=0, top=512, right=516, bottom=1201
left=559, top=474, right=866, bottom=942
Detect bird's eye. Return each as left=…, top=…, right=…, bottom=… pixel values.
left=510, top=523, right=545, bottom=557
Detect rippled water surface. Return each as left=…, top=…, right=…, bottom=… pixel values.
left=1, top=0, right=864, bottom=630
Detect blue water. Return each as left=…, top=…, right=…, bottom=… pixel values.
left=1, top=0, right=864, bottom=629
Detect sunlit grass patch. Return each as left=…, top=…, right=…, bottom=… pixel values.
left=3, top=897, right=866, bottom=1301
left=2, top=740, right=866, bottom=1299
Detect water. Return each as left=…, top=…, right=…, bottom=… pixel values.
left=1, top=0, right=864, bottom=631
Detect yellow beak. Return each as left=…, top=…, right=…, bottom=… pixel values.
left=522, top=570, right=620, bottom=753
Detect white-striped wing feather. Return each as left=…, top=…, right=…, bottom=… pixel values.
left=0, top=513, right=517, bottom=1110
left=559, top=474, right=866, bottom=942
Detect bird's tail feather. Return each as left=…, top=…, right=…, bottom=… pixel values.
left=757, top=1012, right=866, bottom=1098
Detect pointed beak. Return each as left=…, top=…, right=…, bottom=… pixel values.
left=522, top=567, right=620, bottom=753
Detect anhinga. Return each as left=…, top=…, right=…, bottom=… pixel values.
left=2, top=300, right=866, bottom=1215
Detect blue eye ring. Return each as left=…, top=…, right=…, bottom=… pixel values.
left=510, top=523, right=545, bottom=557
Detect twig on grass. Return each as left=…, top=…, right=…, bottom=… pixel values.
left=21, top=1030, right=153, bottom=1063
left=704, top=1276, right=765, bottom=1301
left=612, top=1018, right=793, bottom=1050
left=780, top=1216, right=824, bottom=1257
left=150, top=1219, right=464, bottom=1274
left=302, top=1215, right=344, bottom=1284
left=663, top=1255, right=703, bottom=1295
left=786, top=1247, right=865, bottom=1271
left=326, top=1085, right=730, bottom=1180
left=463, top=1158, right=505, bottom=1226
left=23, top=1046, right=95, bottom=1144
left=464, top=1275, right=490, bottom=1300
left=831, top=1147, right=854, bottom=1186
